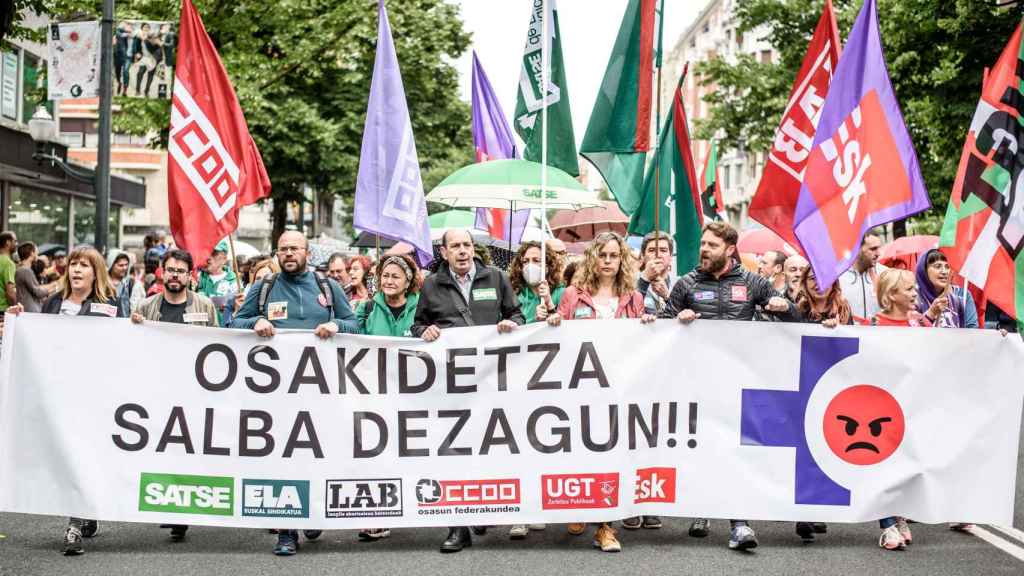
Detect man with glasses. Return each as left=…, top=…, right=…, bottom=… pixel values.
left=545, top=237, right=568, bottom=278
left=231, top=230, right=360, bottom=556
left=130, top=249, right=220, bottom=542
left=636, top=231, right=676, bottom=317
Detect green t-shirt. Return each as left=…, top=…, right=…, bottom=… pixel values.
left=0, top=254, right=15, bottom=311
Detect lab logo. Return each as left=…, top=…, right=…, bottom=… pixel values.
left=325, top=479, right=403, bottom=518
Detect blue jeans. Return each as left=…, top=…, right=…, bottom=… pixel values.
left=879, top=516, right=897, bottom=529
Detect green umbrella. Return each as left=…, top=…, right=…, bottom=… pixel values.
left=428, top=210, right=477, bottom=229
left=426, top=159, right=602, bottom=210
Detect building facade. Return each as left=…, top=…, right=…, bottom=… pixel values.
left=660, top=0, right=775, bottom=229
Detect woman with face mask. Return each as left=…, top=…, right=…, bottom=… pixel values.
left=7, top=246, right=126, bottom=555
left=914, top=249, right=978, bottom=329
left=508, top=241, right=564, bottom=325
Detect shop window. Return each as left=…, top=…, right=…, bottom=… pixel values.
left=7, top=186, right=70, bottom=247
left=73, top=197, right=121, bottom=248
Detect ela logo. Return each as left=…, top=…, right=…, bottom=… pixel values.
left=138, top=473, right=234, bottom=516
left=242, top=479, right=310, bottom=518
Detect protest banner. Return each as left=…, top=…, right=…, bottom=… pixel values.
left=0, top=315, right=1019, bottom=529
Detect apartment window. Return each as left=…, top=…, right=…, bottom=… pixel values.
left=760, top=50, right=772, bottom=64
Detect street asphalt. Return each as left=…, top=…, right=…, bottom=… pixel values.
left=2, top=413, right=1022, bottom=576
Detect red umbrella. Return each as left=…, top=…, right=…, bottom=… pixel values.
left=737, top=228, right=800, bottom=256
left=549, top=201, right=628, bottom=242
left=879, top=235, right=938, bottom=270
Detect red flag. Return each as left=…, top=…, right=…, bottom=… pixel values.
left=168, top=0, right=271, bottom=263
left=748, top=0, right=841, bottom=253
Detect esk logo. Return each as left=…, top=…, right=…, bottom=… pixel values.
left=138, top=472, right=234, bottom=516
left=634, top=467, right=676, bottom=504
left=739, top=336, right=905, bottom=506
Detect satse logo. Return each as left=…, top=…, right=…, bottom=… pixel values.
left=634, top=468, right=676, bottom=504
left=169, top=82, right=240, bottom=222
left=541, top=473, right=619, bottom=510
left=325, top=479, right=403, bottom=518
left=242, top=479, right=309, bottom=518
left=138, top=472, right=234, bottom=516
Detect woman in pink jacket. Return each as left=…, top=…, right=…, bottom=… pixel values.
left=547, top=231, right=654, bottom=553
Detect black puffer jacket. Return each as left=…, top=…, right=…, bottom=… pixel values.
left=41, top=294, right=126, bottom=318
left=411, top=259, right=524, bottom=337
left=659, top=261, right=796, bottom=321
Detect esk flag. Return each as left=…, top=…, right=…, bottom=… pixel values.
left=354, top=1, right=432, bottom=266
left=699, top=140, right=725, bottom=223
left=748, top=0, right=842, bottom=253
left=794, top=0, right=930, bottom=289
left=940, top=22, right=1024, bottom=327
left=514, top=0, right=579, bottom=177
left=168, top=0, right=271, bottom=264
left=470, top=51, right=530, bottom=245
left=627, top=75, right=702, bottom=274
left=580, top=0, right=661, bottom=215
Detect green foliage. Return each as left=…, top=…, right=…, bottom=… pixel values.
left=695, top=0, right=1020, bottom=220
left=11, top=0, right=473, bottom=240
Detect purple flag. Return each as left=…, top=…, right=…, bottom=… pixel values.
left=470, top=51, right=531, bottom=245
left=354, top=1, right=432, bottom=266
left=793, top=0, right=930, bottom=289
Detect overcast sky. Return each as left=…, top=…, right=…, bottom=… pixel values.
left=453, top=0, right=710, bottom=148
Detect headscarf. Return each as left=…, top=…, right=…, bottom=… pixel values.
left=915, top=248, right=966, bottom=328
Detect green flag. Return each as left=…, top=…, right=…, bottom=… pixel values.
left=581, top=0, right=661, bottom=215
left=514, top=0, right=579, bottom=177
left=629, top=79, right=702, bottom=273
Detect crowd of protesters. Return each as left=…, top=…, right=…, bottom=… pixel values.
left=0, top=221, right=1017, bottom=557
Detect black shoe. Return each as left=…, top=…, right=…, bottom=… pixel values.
left=470, top=525, right=488, bottom=536
left=169, top=525, right=188, bottom=542
left=62, top=527, right=84, bottom=556
left=273, top=531, right=298, bottom=556
left=812, top=522, right=828, bottom=534
left=688, top=518, right=710, bottom=538
left=622, top=516, right=642, bottom=530
left=795, top=522, right=815, bottom=543
left=303, top=530, right=322, bottom=541
left=642, top=516, right=663, bottom=529
left=358, top=528, right=391, bottom=541
left=80, top=520, right=98, bottom=538
left=440, top=527, right=472, bottom=553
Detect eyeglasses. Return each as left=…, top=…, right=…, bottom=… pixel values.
left=277, top=246, right=305, bottom=254
left=165, top=267, right=190, bottom=276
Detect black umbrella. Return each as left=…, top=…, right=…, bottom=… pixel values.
left=37, top=244, right=67, bottom=257
left=352, top=232, right=398, bottom=250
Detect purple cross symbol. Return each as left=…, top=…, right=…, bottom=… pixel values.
left=740, top=336, right=858, bottom=506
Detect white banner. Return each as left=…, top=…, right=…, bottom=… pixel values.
left=47, top=21, right=100, bottom=100
left=0, top=314, right=1021, bottom=529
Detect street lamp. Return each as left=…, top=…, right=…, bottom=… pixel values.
left=28, top=106, right=103, bottom=186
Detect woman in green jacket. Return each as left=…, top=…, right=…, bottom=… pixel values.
left=356, top=253, right=420, bottom=338
left=509, top=241, right=564, bottom=325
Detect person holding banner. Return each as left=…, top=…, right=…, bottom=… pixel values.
left=839, top=231, right=886, bottom=323
left=914, top=249, right=978, bottom=329
left=509, top=241, right=564, bottom=326
left=7, top=246, right=126, bottom=555
left=231, top=231, right=359, bottom=556
left=637, top=232, right=676, bottom=316
left=660, top=221, right=795, bottom=551
left=547, top=231, right=654, bottom=552
left=412, top=229, right=524, bottom=553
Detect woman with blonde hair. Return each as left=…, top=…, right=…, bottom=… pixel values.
left=547, top=232, right=654, bottom=553
left=8, top=246, right=126, bottom=555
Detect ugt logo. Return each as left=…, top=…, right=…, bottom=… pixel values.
left=740, top=336, right=905, bottom=506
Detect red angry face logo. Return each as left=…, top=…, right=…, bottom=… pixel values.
left=823, top=385, right=905, bottom=465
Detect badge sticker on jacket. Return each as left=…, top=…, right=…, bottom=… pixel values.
left=318, top=293, right=329, bottom=307
left=695, top=291, right=716, bottom=302
left=183, top=312, right=209, bottom=324
left=574, top=306, right=593, bottom=319
left=472, top=288, right=498, bottom=301
left=89, top=302, right=117, bottom=317
left=731, top=286, right=748, bottom=302
left=267, top=301, right=288, bottom=321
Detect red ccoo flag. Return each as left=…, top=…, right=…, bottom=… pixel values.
left=168, top=0, right=271, bottom=263
left=748, top=0, right=841, bottom=253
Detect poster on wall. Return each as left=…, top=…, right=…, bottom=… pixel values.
left=46, top=21, right=100, bottom=100
left=114, top=20, right=176, bottom=99
left=1, top=51, right=18, bottom=120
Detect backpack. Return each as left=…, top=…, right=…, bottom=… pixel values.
left=257, top=272, right=334, bottom=318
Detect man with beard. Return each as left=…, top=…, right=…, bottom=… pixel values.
left=130, top=249, right=219, bottom=543
left=232, top=231, right=359, bottom=556
left=659, top=221, right=795, bottom=552
left=839, top=230, right=886, bottom=322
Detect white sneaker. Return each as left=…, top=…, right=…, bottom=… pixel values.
left=528, top=524, right=546, bottom=531
left=895, top=517, right=912, bottom=545
left=879, top=525, right=905, bottom=551
left=509, top=524, right=529, bottom=539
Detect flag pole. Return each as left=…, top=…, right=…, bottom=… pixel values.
left=653, top=0, right=665, bottom=243
left=540, top=0, right=550, bottom=277
left=227, top=235, right=244, bottom=291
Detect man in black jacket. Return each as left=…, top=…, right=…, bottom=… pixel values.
left=659, top=221, right=795, bottom=551
left=412, top=229, right=524, bottom=553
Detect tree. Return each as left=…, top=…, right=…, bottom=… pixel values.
left=696, top=0, right=1020, bottom=232
left=10, top=0, right=473, bottom=246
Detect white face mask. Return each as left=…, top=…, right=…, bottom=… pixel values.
left=523, top=263, right=544, bottom=286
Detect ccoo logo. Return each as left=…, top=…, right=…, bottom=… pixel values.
left=739, top=336, right=905, bottom=506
